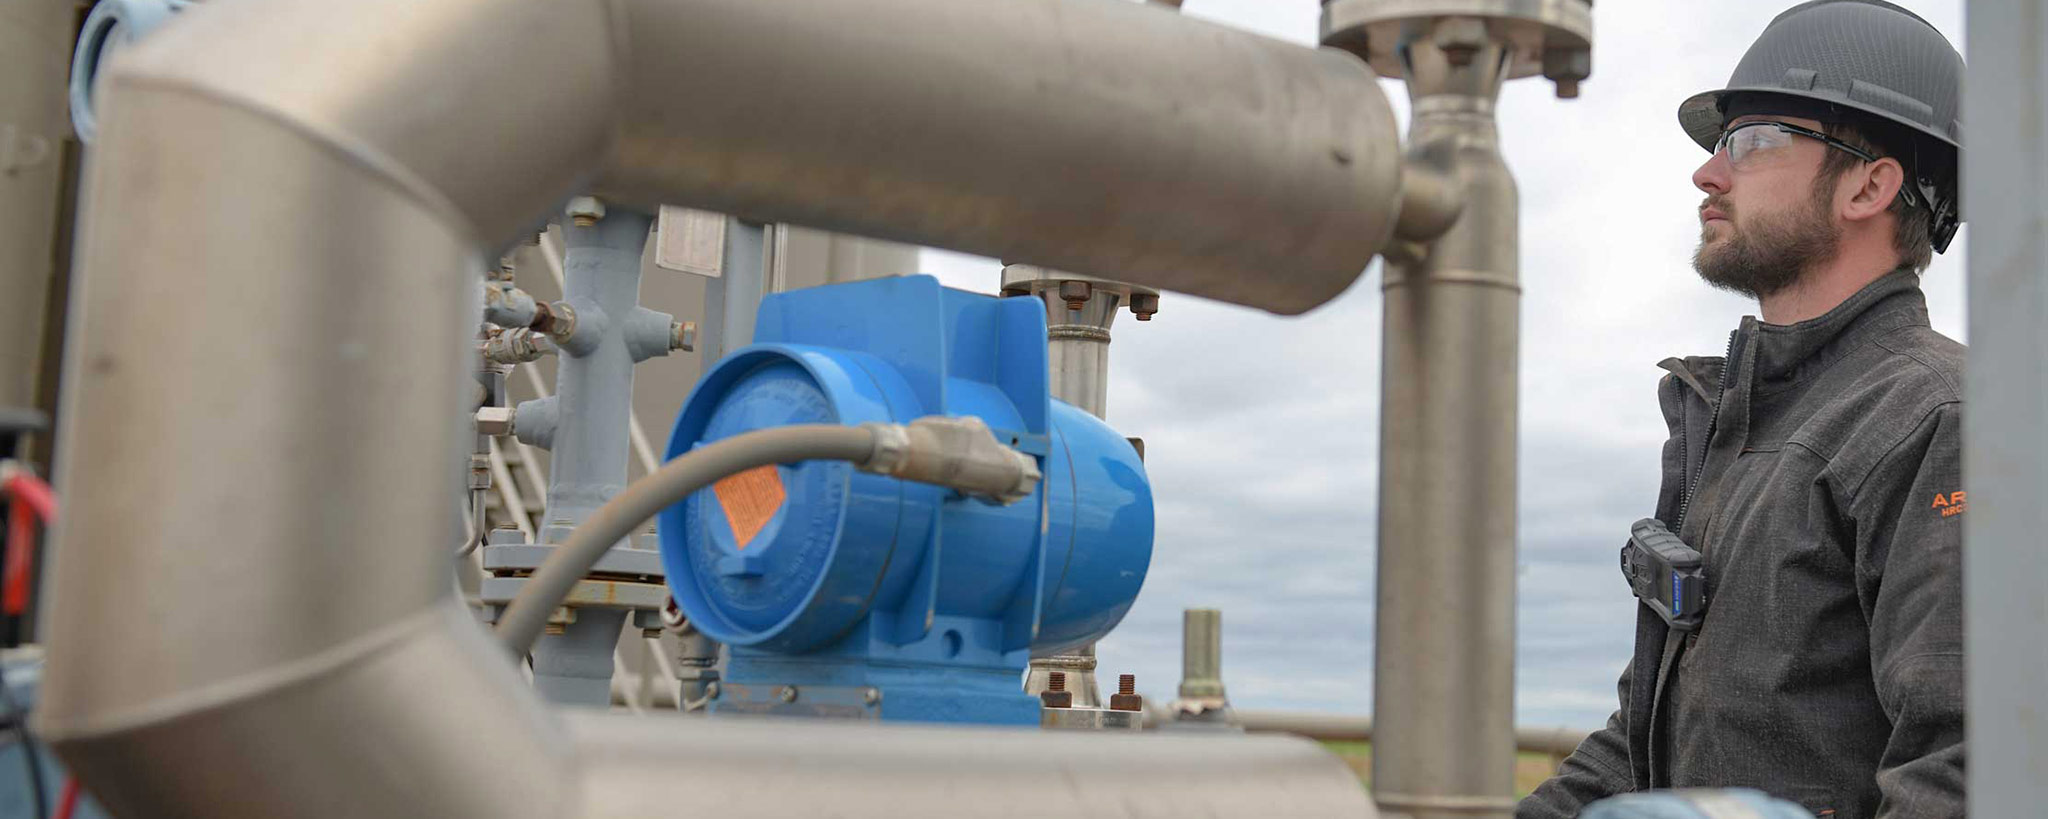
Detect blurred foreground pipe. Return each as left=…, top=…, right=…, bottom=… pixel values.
left=1235, top=710, right=1591, bottom=759
left=1963, top=0, right=2048, bottom=814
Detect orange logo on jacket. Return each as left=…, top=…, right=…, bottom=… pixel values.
left=1932, top=491, right=1966, bottom=517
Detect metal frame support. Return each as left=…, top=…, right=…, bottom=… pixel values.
left=488, top=204, right=675, bottom=706
left=698, top=218, right=770, bottom=362
left=1963, top=2, right=2048, bottom=814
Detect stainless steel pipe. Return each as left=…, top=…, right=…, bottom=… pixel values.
left=0, top=0, right=71, bottom=416
left=601, top=0, right=1406, bottom=315
left=1234, top=710, right=1590, bottom=760
left=1356, top=27, right=1523, bottom=819
left=40, top=0, right=1402, bottom=815
left=1006, top=263, right=1156, bottom=707
left=569, top=712, right=1374, bottom=818
left=1963, top=1, right=2046, bottom=814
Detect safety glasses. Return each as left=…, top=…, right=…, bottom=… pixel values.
left=1712, top=120, right=1925, bottom=207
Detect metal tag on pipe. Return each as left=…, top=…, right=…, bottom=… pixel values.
left=655, top=205, right=728, bottom=277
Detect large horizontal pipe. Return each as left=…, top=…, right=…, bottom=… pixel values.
left=569, top=712, right=1375, bottom=817
left=38, top=0, right=1392, bottom=815
left=600, top=0, right=1406, bottom=315
left=1235, top=709, right=1592, bottom=759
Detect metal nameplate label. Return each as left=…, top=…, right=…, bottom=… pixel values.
left=655, top=205, right=728, bottom=277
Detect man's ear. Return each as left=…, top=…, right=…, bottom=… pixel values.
left=1841, top=157, right=1906, bottom=222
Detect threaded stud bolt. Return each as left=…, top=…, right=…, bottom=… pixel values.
left=1040, top=671, right=1073, bottom=709
left=1110, top=673, right=1144, bottom=712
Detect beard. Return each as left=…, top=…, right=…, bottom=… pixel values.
left=1691, top=185, right=1840, bottom=300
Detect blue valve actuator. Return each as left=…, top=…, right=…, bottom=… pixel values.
left=658, top=275, right=1152, bottom=724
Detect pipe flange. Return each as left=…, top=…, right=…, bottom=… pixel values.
left=998, top=264, right=1159, bottom=300
left=1320, top=0, right=1592, bottom=92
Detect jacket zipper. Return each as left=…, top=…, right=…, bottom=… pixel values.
left=1672, top=329, right=1738, bottom=533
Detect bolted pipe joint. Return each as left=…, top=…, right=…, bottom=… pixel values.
left=547, top=300, right=604, bottom=357
left=623, top=307, right=681, bottom=363
left=483, top=328, right=556, bottom=365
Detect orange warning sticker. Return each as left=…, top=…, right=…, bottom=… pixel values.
left=714, top=464, right=785, bottom=549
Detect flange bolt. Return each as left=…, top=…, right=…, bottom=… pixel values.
left=1041, top=671, right=1073, bottom=709
left=1110, top=674, right=1144, bottom=712
left=1130, top=293, right=1160, bottom=322
left=1059, top=281, right=1092, bottom=312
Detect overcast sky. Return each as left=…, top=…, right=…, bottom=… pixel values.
left=921, top=0, right=1968, bottom=729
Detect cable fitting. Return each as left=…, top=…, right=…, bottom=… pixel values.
left=859, top=416, right=1040, bottom=505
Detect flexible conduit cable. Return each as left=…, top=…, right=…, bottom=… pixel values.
left=495, top=425, right=878, bottom=656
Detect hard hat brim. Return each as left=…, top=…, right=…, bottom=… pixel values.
left=1677, top=86, right=1962, bottom=155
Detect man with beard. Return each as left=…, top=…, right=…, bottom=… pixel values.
left=1520, top=2, right=1966, bottom=817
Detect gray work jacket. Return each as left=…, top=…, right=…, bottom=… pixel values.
left=1520, top=272, right=1966, bottom=819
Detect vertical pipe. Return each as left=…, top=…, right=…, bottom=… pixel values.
left=1179, top=608, right=1225, bottom=702
left=1963, top=2, right=2048, bottom=814
left=1010, top=266, right=1135, bottom=710
left=1370, top=40, right=1520, bottom=819
left=528, top=208, right=654, bottom=705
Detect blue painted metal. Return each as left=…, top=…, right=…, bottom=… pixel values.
left=658, top=275, right=1152, bottom=725
left=0, top=657, right=107, bottom=819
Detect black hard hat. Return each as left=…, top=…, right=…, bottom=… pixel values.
left=1678, top=0, right=1964, bottom=252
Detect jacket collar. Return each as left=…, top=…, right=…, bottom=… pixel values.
left=1748, top=269, right=1929, bottom=390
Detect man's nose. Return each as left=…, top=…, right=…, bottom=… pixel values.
left=1693, top=150, right=1731, bottom=195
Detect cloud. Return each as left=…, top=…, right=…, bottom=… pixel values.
left=924, top=0, right=1966, bottom=728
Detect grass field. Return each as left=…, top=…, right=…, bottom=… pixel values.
left=1320, top=740, right=1562, bottom=798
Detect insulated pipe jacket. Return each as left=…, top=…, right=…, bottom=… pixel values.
left=38, top=0, right=1404, bottom=816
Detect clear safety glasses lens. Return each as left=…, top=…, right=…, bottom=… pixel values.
left=1715, top=123, right=1796, bottom=168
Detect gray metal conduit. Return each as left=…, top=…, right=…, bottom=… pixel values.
left=37, top=0, right=1410, bottom=816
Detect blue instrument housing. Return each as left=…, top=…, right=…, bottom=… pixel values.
left=658, top=275, right=1152, bottom=725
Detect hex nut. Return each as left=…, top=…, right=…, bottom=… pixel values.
left=670, top=320, right=697, bottom=353
left=1130, top=293, right=1160, bottom=321
left=475, top=406, right=514, bottom=437
left=1543, top=49, right=1592, bottom=100
left=777, top=685, right=799, bottom=704
left=566, top=195, right=606, bottom=227
left=1059, top=281, right=1092, bottom=311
